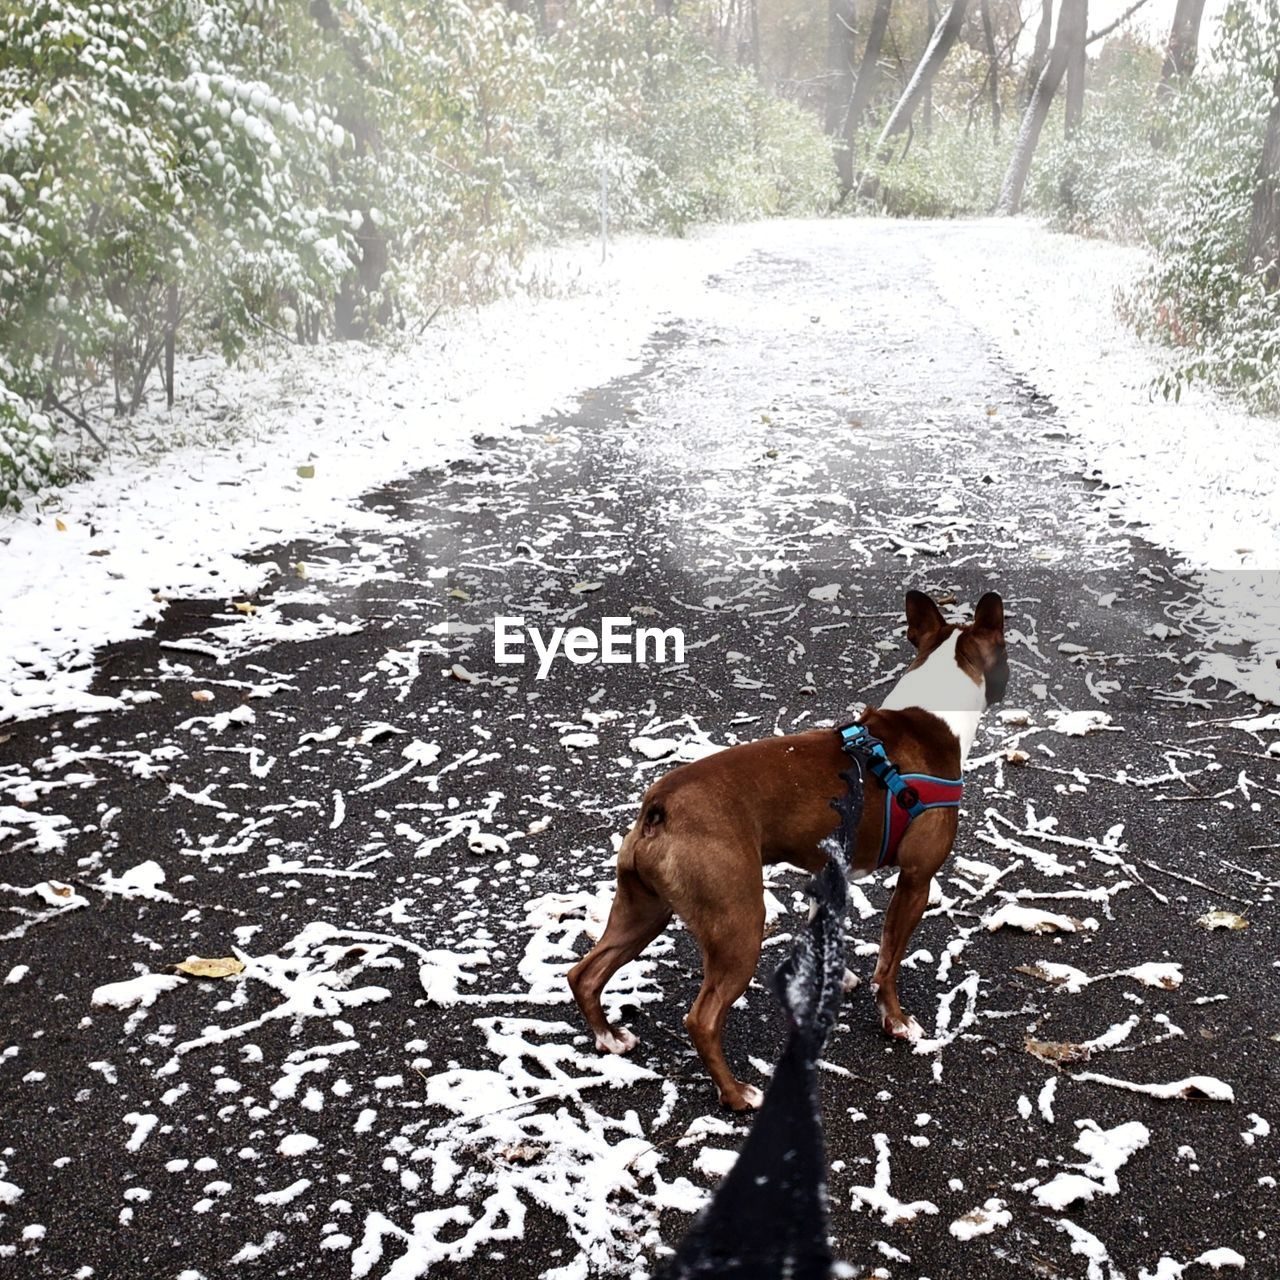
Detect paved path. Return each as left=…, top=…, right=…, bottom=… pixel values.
left=2, top=222, right=1276, bottom=1279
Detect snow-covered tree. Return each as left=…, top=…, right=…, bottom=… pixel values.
left=1132, top=0, right=1280, bottom=408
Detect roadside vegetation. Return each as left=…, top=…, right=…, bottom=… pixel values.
left=810, top=0, right=1280, bottom=412
left=3, top=0, right=1279, bottom=510
left=0, top=0, right=835, bottom=508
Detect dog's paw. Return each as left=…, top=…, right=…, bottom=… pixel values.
left=842, top=967, right=862, bottom=994
left=722, top=1082, right=764, bottom=1111
left=881, top=1012, right=924, bottom=1043
left=595, top=1026, right=638, bottom=1055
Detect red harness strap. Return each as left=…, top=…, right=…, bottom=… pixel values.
left=880, top=773, right=964, bottom=867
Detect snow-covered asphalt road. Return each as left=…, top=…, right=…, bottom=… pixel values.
left=2, top=222, right=1277, bottom=1279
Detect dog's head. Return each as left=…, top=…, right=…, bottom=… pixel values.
left=904, top=589, right=1009, bottom=706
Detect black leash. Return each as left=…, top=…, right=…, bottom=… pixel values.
left=657, top=752, right=865, bottom=1278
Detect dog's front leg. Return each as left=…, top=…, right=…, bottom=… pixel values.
left=870, top=813, right=953, bottom=1041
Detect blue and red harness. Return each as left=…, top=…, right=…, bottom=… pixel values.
left=836, top=722, right=963, bottom=869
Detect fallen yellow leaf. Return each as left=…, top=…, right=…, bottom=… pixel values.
left=1025, top=1036, right=1091, bottom=1065
left=175, top=956, right=245, bottom=979
left=1197, top=910, right=1248, bottom=931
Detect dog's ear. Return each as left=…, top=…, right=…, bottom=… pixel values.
left=973, top=591, right=1004, bottom=636
left=904, top=590, right=946, bottom=650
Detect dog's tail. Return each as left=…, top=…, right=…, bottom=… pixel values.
left=639, top=800, right=665, bottom=836
left=617, top=798, right=668, bottom=902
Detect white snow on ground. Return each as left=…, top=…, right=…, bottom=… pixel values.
left=1141, top=1249, right=1248, bottom=1278
left=849, top=1133, right=940, bottom=1224
left=6, top=217, right=1280, bottom=724
left=982, top=902, right=1097, bottom=935
left=931, top=218, right=1280, bottom=704
left=1032, top=1119, right=1150, bottom=1211
left=91, top=972, right=187, bottom=1011
left=0, top=226, right=777, bottom=726
left=948, top=1196, right=1011, bottom=1241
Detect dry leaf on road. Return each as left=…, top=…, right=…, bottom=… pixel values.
left=175, top=956, right=245, bottom=979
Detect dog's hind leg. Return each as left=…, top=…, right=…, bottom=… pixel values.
left=682, top=874, right=766, bottom=1111
left=568, top=867, right=671, bottom=1055
left=871, top=866, right=931, bottom=1041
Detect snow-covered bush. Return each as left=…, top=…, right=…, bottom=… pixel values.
left=1025, top=37, right=1169, bottom=241
left=537, top=2, right=833, bottom=236
left=392, top=1, right=547, bottom=305
left=0, top=0, right=358, bottom=507
left=864, top=121, right=1012, bottom=219
left=1126, top=1, right=1280, bottom=409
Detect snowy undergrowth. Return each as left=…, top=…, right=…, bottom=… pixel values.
left=930, top=218, right=1280, bottom=705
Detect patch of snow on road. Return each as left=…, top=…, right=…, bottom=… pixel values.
left=849, top=1133, right=940, bottom=1225
left=1070, top=1072, right=1235, bottom=1103
left=1032, top=1119, right=1150, bottom=1211
left=948, top=1197, right=1011, bottom=1240
left=1141, top=1249, right=1248, bottom=1278
left=983, top=903, right=1096, bottom=934
left=91, top=972, right=186, bottom=1011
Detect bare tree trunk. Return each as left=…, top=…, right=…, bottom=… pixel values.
left=1159, top=0, right=1207, bottom=90
left=313, top=0, right=388, bottom=340
left=1022, top=0, right=1052, bottom=108
left=979, top=0, right=1000, bottom=137
left=1063, top=0, right=1088, bottom=136
left=1246, top=65, right=1280, bottom=289
left=874, top=0, right=970, bottom=159
left=996, top=0, right=1083, bottom=215
left=923, top=0, right=938, bottom=138
left=825, top=2, right=856, bottom=135
left=750, top=0, right=761, bottom=79
left=164, top=280, right=177, bottom=409
left=842, top=0, right=894, bottom=194
left=718, top=0, right=733, bottom=61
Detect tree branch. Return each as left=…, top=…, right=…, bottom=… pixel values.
left=1087, top=0, right=1154, bottom=46
left=52, top=397, right=107, bottom=450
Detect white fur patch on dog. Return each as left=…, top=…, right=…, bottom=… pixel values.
left=881, top=631, right=985, bottom=762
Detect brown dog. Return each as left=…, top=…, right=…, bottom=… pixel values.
left=568, top=590, right=1008, bottom=1109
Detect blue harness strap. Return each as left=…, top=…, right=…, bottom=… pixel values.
left=836, top=722, right=964, bottom=868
